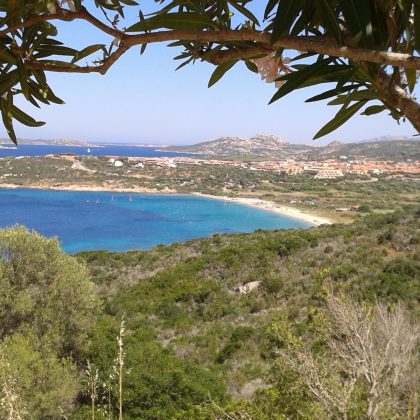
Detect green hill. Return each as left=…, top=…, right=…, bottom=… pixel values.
left=75, top=207, right=419, bottom=419
left=1, top=208, right=418, bottom=419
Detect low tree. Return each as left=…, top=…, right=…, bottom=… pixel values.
left=0, top=226, right=100, bottom=418
left=269, top=295, right=420, bottom=419
left=0, top=225, right=99, bottom=356
left=0, top=333, right=80, bottom=419
left=0, top=1, right=419, bottom=142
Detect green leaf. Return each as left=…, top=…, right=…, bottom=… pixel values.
left=208, top=61, right=238, bottom=87
left=264, top=0, right=279, bottom=20
left=305, top=84, right=361, bottom=102
left=71, top=44, right=106, bottom=64
left=405, top=68, right=417, bottom=93
left=414, top=3, right=420, bottom=52
left=28, top=79, right=64, bottom=105
left=0, top=47, right=17, bottom=65
left=126, top=12, right=215, bottom=32
left=271, top=0, right=301, bottom=42
left=17, top=60, right=30, bottom=100
left=313, top=100, right=367, bottom=139
left=11, top=105, right=45, bottom=127
left=0, top=96, right=16, bottom=144
left=314, top=0, right=343, bottom=43
left=245, top=60, right=259, bottom=74
left=0, top=70, right=19, bottom=97
left=269, top=59, right=334, bottom=104
left=328, top=89, right=378, bottom=105
left=34, top=45, right=78, bottom=59
left=230, top=2, right=259, bottom=26
left=32, top=60, right=79, bottom=68
left=361, top=105, right=386, bottom=115
left=175, top=57, right=193, bottom=71
left=339, top=0, right=374, bottom=47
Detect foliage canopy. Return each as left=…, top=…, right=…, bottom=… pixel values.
left=0, top=0, right=420, bottom=142
left=0, top=226, right=99, bottom=418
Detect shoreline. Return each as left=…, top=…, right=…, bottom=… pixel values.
left=0, top=183, right=333, bottom=227
left=192, top=193, right=333, bottom=226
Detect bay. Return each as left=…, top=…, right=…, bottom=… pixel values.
left=0, top=145, right=198, bottom=158
left=0, top=189, right=309, bottom=253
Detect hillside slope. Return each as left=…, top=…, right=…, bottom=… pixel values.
left=78, top=208, right=420, bottom=418
left=163, top=134, right=293, bottom=157
left=164, top=135, right=420, bottom=160
left=308, top=139, right=420, bottom=160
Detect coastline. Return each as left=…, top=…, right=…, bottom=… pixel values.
left=192, top=193, right=333, bottom=226
left=0, top=183, right=333, bottom=227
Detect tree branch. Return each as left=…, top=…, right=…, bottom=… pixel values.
left=5, top=4, right=420, bottom=135
left=375, top=70, right=420, bottom=133
left=24, top=29, right=420, bottom=76
left=4, top=7, right=420, bottom=72
left=0, top=6, right=123, bottom=39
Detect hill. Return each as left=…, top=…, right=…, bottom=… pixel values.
left=163, top=134, right=293, bottom=158
left=1, top=206, right=418, bottom=419
left=357, top=135, right=413, bottom=143
left=75, top=208, right=419, bottom=419
left=308, top=139, right=420, bottom=161
left=163, top=135, right=420, bottom=161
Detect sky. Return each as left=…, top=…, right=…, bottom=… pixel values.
left=7, top=2, right=420, bottom=146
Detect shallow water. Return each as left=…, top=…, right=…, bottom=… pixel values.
left=0, top=189, right=309, bottom=253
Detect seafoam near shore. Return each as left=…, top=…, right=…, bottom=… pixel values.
left=193, top=193, right=333, bottom=226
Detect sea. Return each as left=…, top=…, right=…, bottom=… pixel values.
left=0, top=144, right=197, bottom=158
left=0, top=189, right=309, bottom=253
left=0, top=144, right=309, bottom=252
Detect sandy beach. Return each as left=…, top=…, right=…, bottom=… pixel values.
left=0, top=183, right=333, bottom=226
left=193, top=193, right=333, bottom=226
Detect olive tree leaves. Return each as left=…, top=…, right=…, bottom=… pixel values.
left=266, top=0, right=420, bottom=138
left=0, top=0, right=419, bottom=143
left=0, top=2, right=112, bottom=143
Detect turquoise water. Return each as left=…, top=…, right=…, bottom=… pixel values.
left=0, top=189, right=309, bottom=253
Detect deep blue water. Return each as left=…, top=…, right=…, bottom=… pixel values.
left=0, top=189, right=309, bottom=253
left=0, top=145, right=197, bottom=158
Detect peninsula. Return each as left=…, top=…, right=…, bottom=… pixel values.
left=0, top=145, right=418, bottom=225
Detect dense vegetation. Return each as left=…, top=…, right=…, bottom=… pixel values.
left=0, top=227, right=99, bottom=418
left=84, top=208, right=420, bottom=419
left=1, top=207, right=418, bottom=418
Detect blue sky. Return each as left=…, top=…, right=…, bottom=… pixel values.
left=8, top=3, right=419, bottom=145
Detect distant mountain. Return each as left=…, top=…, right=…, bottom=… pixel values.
left=0, top=138, right=94, bottom=146
left=325, top=140, right=344, bottom=149
left=357, top=135, right=414, bottom=143
left=163, top=135, right=420, bottom=161
left=308, top=140, right=420, bottom=161
left=162, top=134, right=299, bottom=158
